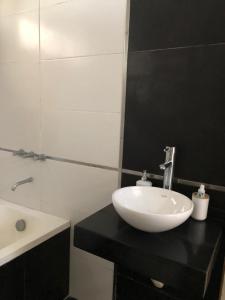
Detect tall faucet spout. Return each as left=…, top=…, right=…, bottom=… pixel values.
left=159, top=147, right=176, bottom=190
left=11, top=177, right=33, bottom=192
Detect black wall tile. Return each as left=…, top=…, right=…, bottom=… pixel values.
left=121, top=2, right=225, bottom=298
left=129, top=0, right=225, bottom=51
left=123, top=44, right=225, bottom=186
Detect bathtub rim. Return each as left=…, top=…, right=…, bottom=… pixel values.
left=0, top=198, right=70, bottom=267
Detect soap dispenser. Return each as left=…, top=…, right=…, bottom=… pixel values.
left=136, top=170, right=152, bottom=187
left=191, top=184, right=209, bottom=221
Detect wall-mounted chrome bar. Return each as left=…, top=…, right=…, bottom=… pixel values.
left=45, top=155, right=118, bottom=171
left=122, top=168, right=163, bottom=181
left=0, top=147, right=15, bottom=153
left=22, top=151, right=36, bottom=158
left=0, top=147, right=225, bottom=193
left=36, top=154, right=47, bottom=161
left=122, top=168, right=225, bottom=193
left=13, top=149, right=27, bottom=157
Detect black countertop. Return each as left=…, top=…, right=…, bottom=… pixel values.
left=74, top=205, right=223, bottom=298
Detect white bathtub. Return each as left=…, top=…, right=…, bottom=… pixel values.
left=0, top=199, right=70, bottom=267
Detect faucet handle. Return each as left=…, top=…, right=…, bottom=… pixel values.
left=13, top=149, right=26, bottom=157
left=159, top=163, right=166, bottom=171
left=164, top=146, right=171, bottom=152
left=23, top=151, right=35, bottom=158
left=33, top=154, right=47, bottom=161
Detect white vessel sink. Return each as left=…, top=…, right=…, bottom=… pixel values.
left=112, top=186, right=193, bottom=233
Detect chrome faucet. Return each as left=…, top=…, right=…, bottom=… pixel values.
left=13, top=149, right=47, bottom=161
left=13, top=149, right=26, bottom=157
left=22, top=151, right=36, bottom=159
left=159, top=146, right=176, bottom=190
left=11, top=177, right=34, bottom=192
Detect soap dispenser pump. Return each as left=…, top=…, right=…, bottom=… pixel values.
left=136, top=170, right=152, bottom=187
left=191, top=184, right=209, bottom=221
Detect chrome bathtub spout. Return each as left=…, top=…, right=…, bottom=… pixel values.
left=11, top=177, right=33, bottom=192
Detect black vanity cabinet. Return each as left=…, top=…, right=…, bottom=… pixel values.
left=115, top=256, right=224, bottom=300
left=74, top=205, right=223, bottom=300
left=115, top=269, right=177, bottom=300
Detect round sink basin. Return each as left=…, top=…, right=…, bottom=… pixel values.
left=112, top=186, right=193, bottom=233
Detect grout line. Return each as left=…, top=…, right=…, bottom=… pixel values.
left=40, top=52, right=123, bottom=62
left=40, top=0, right=76, bottom=11
left=0, top=8, right=39, bottom=18
left=118, top=0, right=130, bottom=188
left=0, top=61, right=39, bottom=65
left=129, top=42, right=225, bottom=55
left=0, top=54, right=122, bottom=64
left=38, top=0, right=43, bottom=156
left=42, top=109, right=121, bottom=114
left=0, top=147, right=225, bottom=192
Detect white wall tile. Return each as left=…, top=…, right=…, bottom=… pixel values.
left=0, top=152, right=41, bottom=210
left=41, top=54, right=124, bottom=113
left=0, top=62, right=40, bottom=110
left=40, top=158, right=117, bottom=270
left=70, top=247, right=114, bottom=300
left=0, top=1, right=127, bottom=299
left=0, top=11, right=39, bottom=63
left=40, top=0, right=127, bottom=59
left=0, top=5, right=40, bottom=209
left=74, top=247, right=114, bottom=272
left=0, top=106, right=40, bottom=151
left=0, top=62, right=40, bottom=151
left=0, top=0, right=38, bottom=16
left=41, top=110, right=121, bottom=167
left=40, top=159, right=117, bottom=299
left=40, top=159, right=118, bottom=223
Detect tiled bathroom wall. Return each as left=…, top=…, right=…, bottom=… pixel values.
left=122, top=0, right=225, bottom=299
left=123, top=0, right=225, bottom=223
left=0, top=1, right=128, bottom=299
